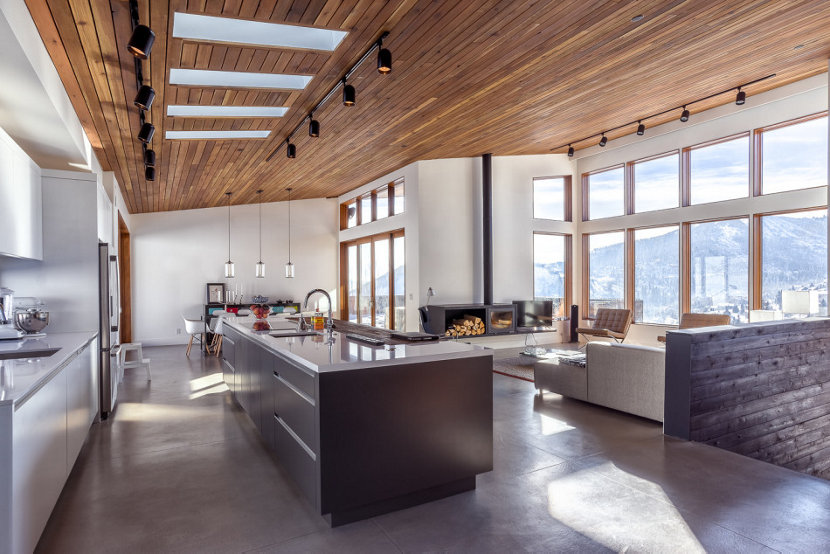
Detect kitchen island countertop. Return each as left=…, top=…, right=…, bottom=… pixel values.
left=224, top=318, right=490, bottom=373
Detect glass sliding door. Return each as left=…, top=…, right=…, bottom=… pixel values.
left=342, top=230, right=405, bottom=329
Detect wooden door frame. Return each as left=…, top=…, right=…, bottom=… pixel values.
left=118, top=213, right=132, bottom=344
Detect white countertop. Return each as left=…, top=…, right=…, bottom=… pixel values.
left=0, top=332, right=98, bottom=407
left=225, top=319, right=491, bottom=373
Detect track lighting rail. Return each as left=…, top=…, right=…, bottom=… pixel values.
left=265, top=31, right=391, bottom=162
left=552, top=73, right=776, bottom=154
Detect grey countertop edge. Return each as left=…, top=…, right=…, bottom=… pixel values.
left=2, top=332, right=99, bottom=410
left=226, top=319, right=492, bottom=374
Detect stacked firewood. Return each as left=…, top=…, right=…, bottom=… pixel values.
left=445, top=315, right=486, bottom=336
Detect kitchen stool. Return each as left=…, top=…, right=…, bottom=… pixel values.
left=119, top=342, right=151, bottom=381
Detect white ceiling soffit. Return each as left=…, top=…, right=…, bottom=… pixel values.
left=172, top=12, right=348, bottom=51
left=166, top=105, right=289, bottom=117
left=0, top=0, right=89, bottom=169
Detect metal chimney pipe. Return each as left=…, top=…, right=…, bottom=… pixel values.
left=482, top=153, right=493, bottom=306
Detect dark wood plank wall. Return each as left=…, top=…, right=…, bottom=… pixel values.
left=665, top=319, right=830, bottom=480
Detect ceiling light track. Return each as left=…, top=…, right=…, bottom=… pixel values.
left=265, top=31, right=391, bottom=162
left=551, top=73, right=776, bottom=155
left=128, top=0, right=157, bottom=182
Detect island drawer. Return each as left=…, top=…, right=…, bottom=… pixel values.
left=273, top=372, right=317, bottom=453
left=273, top=356, right=316, bottom=399
left=274, top=415, right=318, bottom=507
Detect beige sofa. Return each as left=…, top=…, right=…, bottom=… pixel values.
left=534, top=342, right=665, bottom=422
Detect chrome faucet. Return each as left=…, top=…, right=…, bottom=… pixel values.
left=303, top=288, right=334, bottom=332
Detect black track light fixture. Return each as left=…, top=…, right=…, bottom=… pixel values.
left=567, top=145, right=575, bottom=157
left=377, top=37, right=392, bottom=74
left=637, top=121, right=646, bottom=136
left=287, top=141, right=296, bottom=159
left=599, top=134, right=607, bottom=147
left=145, top=166, right=156, bottom=181
left=127, top=24, right=155, bottom=59
left=308, top=116, right=320, bottom=137
left=680, top=106, right=690, bottom=122
left=134, top=85, right=155, bottom=110
left=735, top=87, right=746, bottom=105
left=138, top=122, right=155, bottom=143
left=342, top=79, right=356, bottom=106
left=144, top=149, right=156, bottom=167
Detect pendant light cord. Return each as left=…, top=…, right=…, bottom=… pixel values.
left=287, top=188, right=292, bottom=263
left=226, top=192, right=232, bottom=261
left=258, top=190, right=262, bottom=261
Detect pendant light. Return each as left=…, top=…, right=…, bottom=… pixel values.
left=224, top=192, right=235, bottom=279
left=285, top=187, right=295, bottom=278
left=255, top=190, right=265, bottom=278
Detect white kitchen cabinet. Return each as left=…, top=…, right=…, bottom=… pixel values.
left=66, top=338, right=97, bottom=465
left=0, top=128, right=42, bottom=260
left=11, top=370, right=67, bottom=554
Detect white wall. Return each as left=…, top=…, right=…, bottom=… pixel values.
left=130, top=198, right=338, bottom=345
left=0, top=171, right=99, bottom=333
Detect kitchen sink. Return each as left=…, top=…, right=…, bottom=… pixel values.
left=0, top=348, right=60, bottom=360
left=269, top=331, right=321, bottom=338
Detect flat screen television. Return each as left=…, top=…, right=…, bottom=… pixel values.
left=513, top=300, right=554, bottom=328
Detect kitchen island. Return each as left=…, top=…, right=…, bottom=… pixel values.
left=222, top=318, right=493, bottom=526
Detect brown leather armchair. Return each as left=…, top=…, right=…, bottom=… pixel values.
left=576, top=308, right=632, bottom=345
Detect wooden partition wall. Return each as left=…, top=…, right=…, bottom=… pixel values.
left=664, top=318, right=830, bottom=480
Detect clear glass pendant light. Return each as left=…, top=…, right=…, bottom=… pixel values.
left=255, top=189, right=265, bottom=278
left=285, top=187, right=295, bottom=278
left=224, top=191, right=235, bottom=278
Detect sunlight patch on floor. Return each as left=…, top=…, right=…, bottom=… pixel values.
left=188, top=372, right=228, bottom=399
left=539, top=413, right=575, bottom=436
left=116, top=402, right=218, bottom=422
left=547, top=462, right=705, bottom=553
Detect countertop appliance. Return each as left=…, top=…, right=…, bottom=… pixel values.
left=13, top=297, right=49, bottom=334
left=0, top=287, right=24, bottom=340
left=99, top=242, right=120, bottom=419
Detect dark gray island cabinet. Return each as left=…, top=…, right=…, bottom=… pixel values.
left=222, top=320, right=494, bottom=526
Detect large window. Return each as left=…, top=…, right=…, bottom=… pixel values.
left=586, top=167, right=624, bottom=220
left=340, top=179, right=404, bottom=230
left=690, top=219, right=749, bottom=323
left=634, top=226, right=679, bottom=324
left=688, top=135, right=749, bottom=205
left=533, top=176, right=570, bottom=220
left=533, top=233, right=569, bottom=316
left=341, top=230, right=405, bottom=329
left=586, top=231, right=625, bottom=317
left=760, top=115, right=828, bottom=194
left=633, top=153, right=679, bottom=213
left=760, top=210, right=827, bottom=316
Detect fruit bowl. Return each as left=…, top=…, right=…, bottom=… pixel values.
left=250, top=303, right=271, bottom=320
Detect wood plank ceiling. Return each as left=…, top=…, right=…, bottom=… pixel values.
left=23, top=0, right=830, bottom=213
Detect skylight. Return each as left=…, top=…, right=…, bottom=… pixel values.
left=165, top=130, right=271, bottom=140
left=172, top=13, right=347, bottom=51
left=169, top=68, right=312, bottom=90
left=166, top=105, right=288, bottom=118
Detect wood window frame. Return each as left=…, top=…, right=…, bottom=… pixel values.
left=683, top=131, right=751, bottom=206
left=629, top=150, right=681, bottom=213
left=532, top=231, right=572, bottom=315
left=582, top=229, right=626, bottom=320
left=582, top=164, right=625, bottom=222
left=340, top=180, right=404, bottom=230
left=532, top=175, right=573, bottom=222
left=339, top=229, right=405, bottom=329
left=753, top=111, right=828, bottom=197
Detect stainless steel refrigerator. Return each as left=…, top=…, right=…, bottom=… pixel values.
left=98, top=242, right=120, bottom=419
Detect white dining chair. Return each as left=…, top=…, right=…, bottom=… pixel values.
left=210, top=312, right=235, bottom=356
left=182, top=315, right=206, bottom=357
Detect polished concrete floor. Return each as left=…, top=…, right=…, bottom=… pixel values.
left=36, top=345, right=830, bottom=553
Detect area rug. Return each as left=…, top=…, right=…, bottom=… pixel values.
left=493, top=356, right=536, bottom=382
